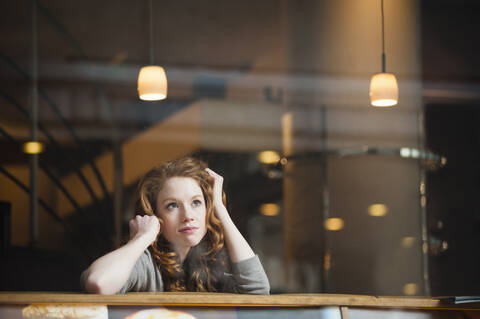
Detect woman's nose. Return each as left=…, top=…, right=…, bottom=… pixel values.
left=182, top=215, right=194, bottom=222
left=182, top=206, right=194, bottom=221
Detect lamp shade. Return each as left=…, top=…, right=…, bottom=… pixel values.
left=369, top=72, right=398, bottom=107
left=138, top=65, right=167, bottom=101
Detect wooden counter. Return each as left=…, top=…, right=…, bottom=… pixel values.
left=0, top=292, right=477, bottom=308
left=1, top=293, right=479, bottom=319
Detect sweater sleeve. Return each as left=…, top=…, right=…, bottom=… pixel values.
left=117, top=249, right=164, bottom=294
left=226, top=255, right=270, bottom=294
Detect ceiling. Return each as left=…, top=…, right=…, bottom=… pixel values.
left=1, top=0, right=480, bottom=150
left=0, top=1, right=478, bottom=77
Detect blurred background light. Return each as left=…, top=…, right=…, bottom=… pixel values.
left=23, top=141, right=44, bottom=154
left=368, top=203, right=388, bottom=217
left=258, top=150, right=280, bottom=164
left=324, top=218, right=344, bottom=231
left=401, top=236, right=415, bottom=248
left=403, top=283, right=418, bottom=295
left=259, top=203, right=280, bottom=216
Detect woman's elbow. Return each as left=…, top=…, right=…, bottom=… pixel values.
left=84, top=275, right=104, bottom=294
left=256, top=283, right=271, bottom=295
left=84, top=274, right=116, bottom=295
left=244, top=281, right=270, bottom=295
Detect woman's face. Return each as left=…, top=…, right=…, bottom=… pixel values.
left=155, top=176, right=207, bottom=260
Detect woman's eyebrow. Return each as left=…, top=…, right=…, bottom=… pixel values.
left=160, top=197, right=177, bottom=203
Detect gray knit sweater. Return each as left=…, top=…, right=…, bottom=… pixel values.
left=116, top=249, right=270, bottom=294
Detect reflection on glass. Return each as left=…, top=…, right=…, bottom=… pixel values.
left=125, top=308, right=196, bottom=319
left=403, top=283, right=418, bottom=296
left=259, top=203, right=280, bottom=216
left=257, top=150, right=280, bottom=164
left=137, top=66, right=168, bottom=101
left=369, top=73, right=399, bottom=107
left=367, top=204, right=388, bottom=217
left=400, top=148, right=411, bottom=158
left=421, top=196, right=427, bottom=207
left=22, top=304, right=108, bottom=319
left=23, top=141, right=44, bottom=154
left=401, top=236, right=415, bottom=248
left=324, top=218, right=344, bottom=231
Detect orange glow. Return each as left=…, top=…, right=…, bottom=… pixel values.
left=23, top=141, right=44, bottom=154
left=125, top=308, right=196, bottom=319
left=138, top=66, right=167, bottom=101
left=258, top=150, right=280, bottom=164
left=367, top=203, right=388, bottom=217
left=324, top=218, right=344, bottom=231
left=401, top=236, right=415, bottom=248
left=369, top=73, right=398, bottom=107
left=403, top=283, right=418, bottom=295
left=259, top=203, right=280, bottom=216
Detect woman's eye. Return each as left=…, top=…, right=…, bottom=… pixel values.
left=192, top=199, right=202, bottom=207
left=166, top=202, right=178, bottom=210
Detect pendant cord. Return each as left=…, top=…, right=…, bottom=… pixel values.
left=149, top=0, right=154, bottom=65
left=381, top=0, right=386, bottom=73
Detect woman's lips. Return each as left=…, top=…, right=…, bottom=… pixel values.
left=179, top=226, right=198, bottom=234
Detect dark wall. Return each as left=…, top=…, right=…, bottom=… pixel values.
left=426, top=104, right=480, bottom=295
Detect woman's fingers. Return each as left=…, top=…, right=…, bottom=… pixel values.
left=205, top=167, right=221, bottom=179
left=205, top=168, right=224, bottom=185
left=205, top=168, right=223, bottom=193
left=129, top=215, right=160, bottom=242
left=205, top=168, right=228, bottom=213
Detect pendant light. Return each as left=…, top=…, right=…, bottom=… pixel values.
left=138, top=0, right=167, bottom=101
left=369, top=0, right=398, bottom=107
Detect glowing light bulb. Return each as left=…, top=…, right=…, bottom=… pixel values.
left=138, top=66, right=167, bottom=101
left=370, top=73, right=398, bottom=107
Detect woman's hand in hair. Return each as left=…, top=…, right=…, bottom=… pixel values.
left=205, top=168, right=228, bottom=219
left=129, top=215, right=160, bottom=245
left=205, top=168, right=255, bottom=263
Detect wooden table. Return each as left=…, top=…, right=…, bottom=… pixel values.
left=1, top=293, right=479, bottom=318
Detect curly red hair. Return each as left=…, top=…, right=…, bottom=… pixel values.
left=137, top=157, right=229, bottom=291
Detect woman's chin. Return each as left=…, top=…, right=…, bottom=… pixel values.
left=184, top=232, right=206, bottom=246
left=187, top=238, right=203, bottom=247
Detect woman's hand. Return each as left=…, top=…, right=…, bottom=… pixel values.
left=129, top=215, right=160, bottom=245
left=205, top=168, right=255, bottom=263
left=83, top=215, right=160, bottom=294
left=205, top=168, right=227, bottom=215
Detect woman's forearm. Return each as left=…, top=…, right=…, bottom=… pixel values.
left=83, top=234, right=152, bottom=294
left=205, top=168, right=256, bottom=263
left=216, top=205, right=255, bottom=263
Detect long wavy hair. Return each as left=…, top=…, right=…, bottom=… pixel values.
left=136, top=157, right=232, bottom=291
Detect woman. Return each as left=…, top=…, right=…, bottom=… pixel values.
left=81, top=157, right=270, bottom=294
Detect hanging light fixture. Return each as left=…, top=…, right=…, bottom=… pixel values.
left=138, top=0, right=167, bottom=101
left=369, top=0, right=398, bottom=107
